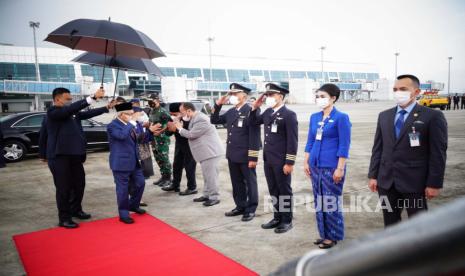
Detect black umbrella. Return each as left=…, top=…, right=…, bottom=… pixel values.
left=45, top=18, right=165, bottom=87
left=72, top=52, right=164, bottom=97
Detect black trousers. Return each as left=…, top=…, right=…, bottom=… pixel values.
left=453, top=102, right=459, bottom=110
left=264, top=163, right=293, bottom=223
left=172, top=144, right=197, bottom=190
left=461, top=102, right=465, bottom=109
left=228, top=160, right=258, bottom=213
left=378, top=185, right=428, bottom=227
left=48, top=155, right=86, bottom=222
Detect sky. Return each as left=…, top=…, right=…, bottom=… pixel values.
left=0, top=0, right=464, bottom=90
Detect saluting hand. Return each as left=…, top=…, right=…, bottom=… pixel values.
left=253, top=93, right=265, bottom=110
left=216, top=95, right=229, bottom=106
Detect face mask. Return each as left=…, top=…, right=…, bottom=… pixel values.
left=62, top=99, right=72, bottom=106
left=265, top=97, right=277, bottom=108
left=316, top=98, right=330, bottom=109
left=137, top=113, right=149, bottom=123
left=182, top=116, right=190, bottom=122
left=394, top=91, right=412, bottom=106
left=229, top=95, right=239, bottom=105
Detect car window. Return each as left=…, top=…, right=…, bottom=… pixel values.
left=0, top=114, right=16, bottom=123
left=14, top=114, right=45, bottom=127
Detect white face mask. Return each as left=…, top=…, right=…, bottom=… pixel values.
left=182, top=115, right=190, bottom=122
left=316, top=97, right=330, bottom=109
left=136, top=113, right=149, bottom=123
left=265, top=97, right=277, bottom=108
left=394, top=91, right=412, bottom=106
left=229, top=95, right=239, bottom=105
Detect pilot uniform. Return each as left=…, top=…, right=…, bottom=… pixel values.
left=250, top=83, right=298, bottom=233
left=211, top=83, right=261, bottom=221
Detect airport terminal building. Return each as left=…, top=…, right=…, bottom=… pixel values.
left=0, top=44, right=436, bottom=113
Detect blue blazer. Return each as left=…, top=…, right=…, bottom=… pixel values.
left=107, top=118, right=140, bottom=172
left=305, top=107, right=351, bottom=168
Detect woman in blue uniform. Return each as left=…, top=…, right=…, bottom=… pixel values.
left=304, top=83, right=352, bottom=249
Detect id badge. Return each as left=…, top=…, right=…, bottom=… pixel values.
left=238, top=118, right=244, bottom=128
left=409, top=132, right=420, bottom=147
left=316, top=128, right=323, bottom=141
left=271, top=123, right=278, bottom=133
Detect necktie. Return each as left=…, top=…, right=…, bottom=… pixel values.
left=395, top=109, right=407, bottom=139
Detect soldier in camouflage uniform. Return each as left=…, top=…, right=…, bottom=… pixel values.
left=147, top=94, right=173, bottom=187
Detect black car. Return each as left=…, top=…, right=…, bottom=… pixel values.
left=0, top=112, right=109, bottom=162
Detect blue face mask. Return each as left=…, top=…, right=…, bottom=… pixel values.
left=63, top=100, right=72, bottom=106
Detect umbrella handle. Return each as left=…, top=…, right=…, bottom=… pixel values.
left=113, top=68, right=120, bottom=99
left=101, top=39, right=109, bottom=88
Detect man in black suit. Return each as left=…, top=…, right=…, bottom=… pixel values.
left=453, top=93, right=460, bottom=110
left=368, top=74, right=448, bottom=227
left=40, top=87, right=106, bottom=228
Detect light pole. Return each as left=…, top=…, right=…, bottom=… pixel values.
left=448, top=56, right=452, bottom=95
left=29, top=21, right=40, bottom=82
left=207, top=37, right=215, bottom=83
left=394, top=52, right=400, bottom=78
left=320, top=46, right=326, bottom=82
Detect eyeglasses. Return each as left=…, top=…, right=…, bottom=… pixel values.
left=122, top=112, right=134, bottom=116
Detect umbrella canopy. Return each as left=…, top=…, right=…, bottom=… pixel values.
left=45, top=18, right=165, bottom=59
left=72, top=52, right=163, bottom=76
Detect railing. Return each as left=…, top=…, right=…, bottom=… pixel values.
left=0, top=80, right=82, bottom=95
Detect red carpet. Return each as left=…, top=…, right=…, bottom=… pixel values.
left=13, top=214, right=258, bottom=276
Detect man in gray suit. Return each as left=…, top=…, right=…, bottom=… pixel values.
left=167, top=102, right=224, bottom=206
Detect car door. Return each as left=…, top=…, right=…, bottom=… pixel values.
left=12, top=113, right=46, bottom=149
left=81, top=119, right=108, bottom=147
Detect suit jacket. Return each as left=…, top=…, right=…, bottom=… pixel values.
left=39, top=105, right=109, bottom=159
left=368, top=104, right=448, bottom=193
left=179, top=112, right=224, bottom=162
left=210, top=103, right=260, bottom=163
left=107, top=119, right=140, bottom=172
left=250, top=105, right=298, bottom=166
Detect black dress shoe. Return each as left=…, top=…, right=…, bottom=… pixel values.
left=318, top=241, right=337, bottom=249
left=241, top=213, right=255, bottom=222
left=162, top=184, right=180, bottom=192
left=129, top=208, right=146, bottom=214
left=225, top=208, right=244, bottom=217
left=274, top=223, right=293, bottom=234
left=139, top=201, right=148, bottom=207
left=72, top=211, right=91, bottom=220
left=179, top=189, right=198, bottom=196
left=153, top=178, right=164, bottom=186
left=203, top=199, right=220, bottom=207
left=261, top=219, right=281, bottom=229
left=193, top=196, right=209, bottom=202
left=119, top=217, right=134, bottom=224
left=58, top=220, right=79, bottom=229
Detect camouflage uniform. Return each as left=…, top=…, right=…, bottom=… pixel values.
left=149, top=106, right=172, bottom=185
